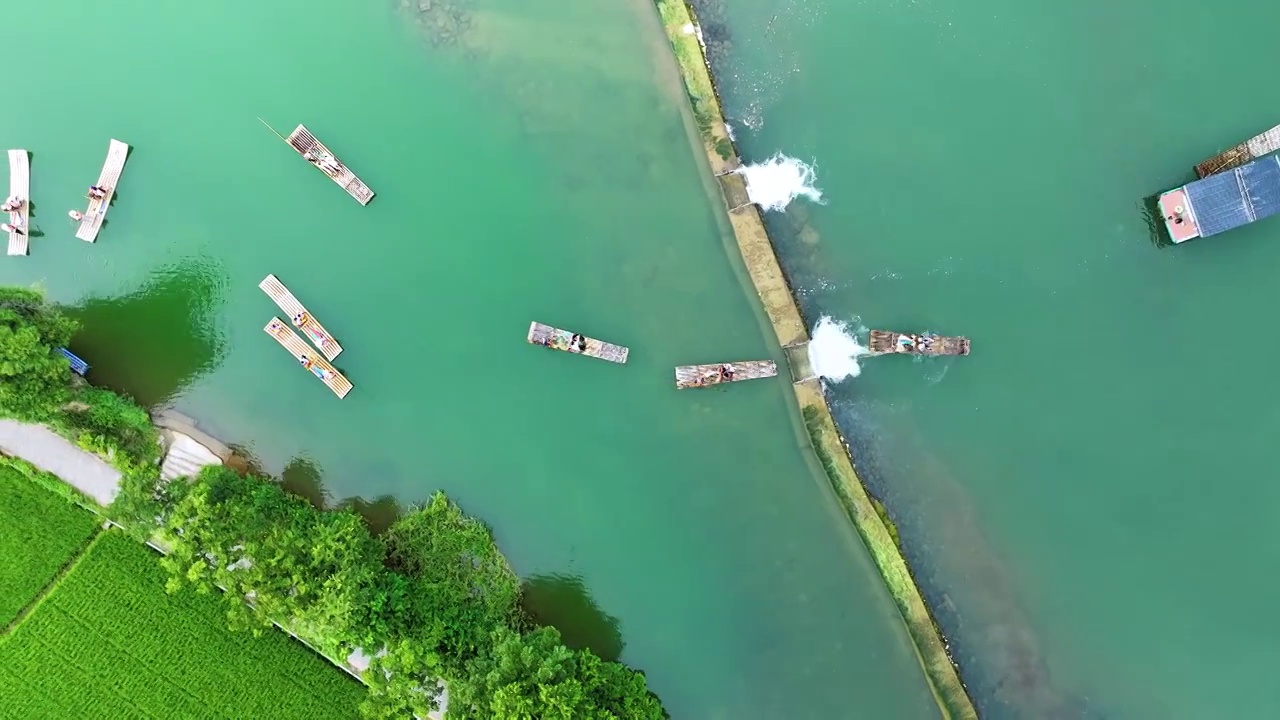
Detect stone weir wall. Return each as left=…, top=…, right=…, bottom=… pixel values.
left=651, top=2, right=977, bottom=717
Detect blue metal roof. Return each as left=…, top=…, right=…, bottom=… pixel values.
left=1186, top=154, right=1280, bottom=237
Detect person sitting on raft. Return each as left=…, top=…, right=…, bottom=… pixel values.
left=306, top=151, right=340, bottom=177
left=87, top=185, right=108, bottom=200
left=294, top=312, right=329, bottom=346
left=719, top=364, right=735, bottom=381
left=299, top=355, right=332, bottom=380
left=1, top=195, right=22, bottom=212
left=570, top=333, right=587, bottom=353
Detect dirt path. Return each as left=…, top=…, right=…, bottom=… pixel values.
left=0, top=420, right=122, bottom=505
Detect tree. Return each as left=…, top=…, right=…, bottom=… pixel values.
left=446, top=626, right=665, bottom=720
left=0, top=288, right=77, bottom=421
left=447, top=626, right=578, bottom=720
left=382, top=492, right=522, bottom=666
left=360, top=639, right=446, bottom=720
left=574, top=649, right=666, bottom=720
left=159, top=466, right=384, bottom=644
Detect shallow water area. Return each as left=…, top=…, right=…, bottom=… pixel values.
left=0, top=0, right=940, bottom=716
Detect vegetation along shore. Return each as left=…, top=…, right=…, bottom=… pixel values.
left=0, top=286, right=666, bottom=719
left=651, top=1, right=978, bottom=717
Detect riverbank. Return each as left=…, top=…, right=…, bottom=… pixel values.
left=652, top=1, right=976, bottom=717
left=0, top=288, right=666, bottom=718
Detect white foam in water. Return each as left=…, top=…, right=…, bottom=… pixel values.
left=808, top=316, right=868, bottom=382
left=736, top=152, right=823, bottom=212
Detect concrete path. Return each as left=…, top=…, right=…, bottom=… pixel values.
left=0, top=420, right=122, bottom=505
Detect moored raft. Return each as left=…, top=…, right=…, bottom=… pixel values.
left=263, top=119, right=374, bottom=205
left=527, top=322, right=628, bottom=364
left=868, top=330, right=970, bottom=356
left=76, top=139, right=130, bottom=243
left=263, top=318, right=352, bottom=398
left=6, top=149, right=29, bottom=256
left=259, top=274, right=343, bottom=360
left=1194, top=123, right=1280, bottom=178
left=675, top=360, right=777, bottom=389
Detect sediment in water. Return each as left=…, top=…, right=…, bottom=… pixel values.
left=651, top=2, right=977, bottom=717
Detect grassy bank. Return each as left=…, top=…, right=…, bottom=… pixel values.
left=652, top=2, right=977, bottom=717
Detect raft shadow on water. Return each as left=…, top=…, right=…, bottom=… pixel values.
left=521, top=573, right=624, bottom=662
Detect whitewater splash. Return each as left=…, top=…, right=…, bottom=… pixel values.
left=807, top=316, right=868, bottom=382
left=735, top=152, right=823, bottom=212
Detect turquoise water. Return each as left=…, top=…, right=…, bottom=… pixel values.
left=700, top=0, right=1280, bottom=716
left=0, top=0, right=941, bottom=716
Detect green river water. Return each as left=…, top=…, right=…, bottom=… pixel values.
left=0, top=0, right=941, bottom=717
left=13, top=0, right=1275, bottom=717
left=700, top=0, right=1280, bottom=717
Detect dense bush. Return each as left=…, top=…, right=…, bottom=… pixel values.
left=0, top=287, right=77, bottom=421
left=159, top=466, right=384, bottom=647
left=382, top=492, right=522, bottom=667
left=446, top=626, right=665, bottom=720
left=162, top=467, right=666, bottom=719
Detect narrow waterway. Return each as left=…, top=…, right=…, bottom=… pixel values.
left=702, top=0, right=1280, bottom=716
left=0, top=0, right=941, bottom=716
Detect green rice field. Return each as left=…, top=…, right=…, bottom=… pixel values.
left=0, top=531, right=365, bottom=719
left=0, top=465, right=99, bottom=627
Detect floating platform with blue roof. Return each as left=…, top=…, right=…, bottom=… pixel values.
left=1158, top=153, right=1280, bottom=243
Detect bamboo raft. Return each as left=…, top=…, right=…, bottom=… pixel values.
left=76, top=139, right=130, bottom=242
left=259, top=274, right=343, bottom=360
left=1194, top=124, right=1280, bottom=178
left=261, top=119, right=373, bottom=205
left=675, top=360, right=777, bottom=389
left=263, top=318, right=352, bottom=398
left=7, top=149, right=29, bottom=256
left=527, top=322, right=629, bottom=364
left=868, top=330, right=970, bottom=357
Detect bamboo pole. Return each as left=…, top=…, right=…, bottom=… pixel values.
left=257, top=117, right=289, bottom=145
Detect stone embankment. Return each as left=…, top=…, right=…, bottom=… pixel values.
left=652, top=2, right=977, bottom=717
